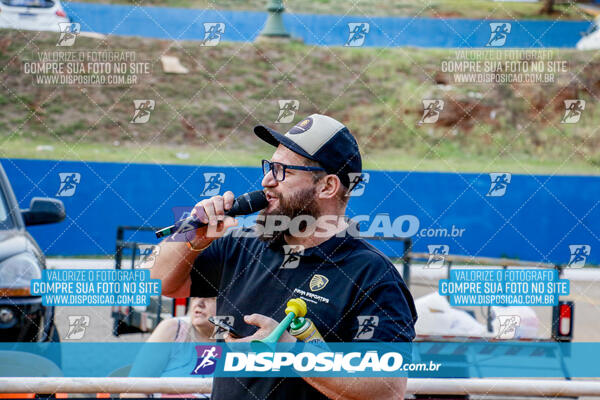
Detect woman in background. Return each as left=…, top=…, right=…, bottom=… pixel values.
left=124, top=297, right=217, bottom=398
left=149, top=297, right=216, bottom=346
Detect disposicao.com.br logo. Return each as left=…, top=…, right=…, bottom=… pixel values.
left=223, top=351, right=440, bottom=374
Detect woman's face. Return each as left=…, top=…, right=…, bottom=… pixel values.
left=189, top=297, right=216, bottom=329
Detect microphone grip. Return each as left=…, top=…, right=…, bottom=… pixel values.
left=154, top=190, right=267, bottom=239
left=155, top=208, right=229, bottom=239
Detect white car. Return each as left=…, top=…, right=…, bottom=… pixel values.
left=0, top=0, right=69, bottom=32
left=577, top=17, right=600, bottom=50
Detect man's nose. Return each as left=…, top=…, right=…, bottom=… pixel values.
left=261, top=171, right=277, bottom=187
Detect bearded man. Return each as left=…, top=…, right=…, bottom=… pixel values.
left=150, top=114, right=417, bottom=400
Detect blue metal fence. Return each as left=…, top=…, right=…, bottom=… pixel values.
left=63, top=2, right=591, bottom=48
left=2, top=158, right=598, bottom=264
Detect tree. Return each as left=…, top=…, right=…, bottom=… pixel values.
left=540, top=0, right=555, bottom=15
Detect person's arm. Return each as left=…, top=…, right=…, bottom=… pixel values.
left=147, top=238, right=198, bottom=298
left=303, top=278, right=416, bottom=400
left=145, top=317, right=181, bottom=343
left=307, top=276, right=416, bottom=399
left=120, top=318, right=181, bottom=398
left=224, top=314, right=408, bottom=400
left=129, top=318, right=179, bottom=375
left=149, top=191, right=237, bottom=298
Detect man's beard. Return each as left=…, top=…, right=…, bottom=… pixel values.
left=256, top=186, right=321, bottom=244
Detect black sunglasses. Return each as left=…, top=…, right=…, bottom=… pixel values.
left=262, top=159, right=325, bottom=182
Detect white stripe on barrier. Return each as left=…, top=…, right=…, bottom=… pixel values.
left=0, top=378, right=213, bottom=394
left=407, top=379, right=600, bottom=396
left=1, top=378, right=600, bottom=396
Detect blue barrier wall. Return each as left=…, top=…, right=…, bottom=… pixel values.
left=63, top=2, right=590, bottom=48
left=2, top=158, right=598, bottom=264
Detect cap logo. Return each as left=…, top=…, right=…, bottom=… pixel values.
left=288, top=117, right=313, bottom=135
left=283, top=114, right=345, bottom=156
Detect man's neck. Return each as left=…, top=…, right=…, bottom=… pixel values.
left=283, top=215, right=349, bottom=249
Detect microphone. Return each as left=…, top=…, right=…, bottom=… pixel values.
left=155, top=190, right=268, bottom=239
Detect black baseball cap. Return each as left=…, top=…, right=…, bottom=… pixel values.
left=254, top=114, right=362, bottom=188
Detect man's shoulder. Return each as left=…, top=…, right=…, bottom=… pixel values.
left=345, top=235, right=396, bottom=267
left=342, top=236, right=404, bottom=285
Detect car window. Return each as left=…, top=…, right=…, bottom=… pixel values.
left=1, top=0, right=55, bottom=8
left=0, top=189, right=12, bottom=229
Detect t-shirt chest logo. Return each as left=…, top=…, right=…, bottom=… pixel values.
left=309, top=274, right=329, bottom=291
left=293, top=274, right=331, bottom=304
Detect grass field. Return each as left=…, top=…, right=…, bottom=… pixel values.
left=1, top=29, right=599, bottom=175
left=68, top=0, right=590, bottom=20
left=7, top=137, right=599, bottom=175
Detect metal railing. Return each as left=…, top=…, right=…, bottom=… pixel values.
left=113, top=225, right=165, bottom=336
left=1, top=378, right=599, bottom=397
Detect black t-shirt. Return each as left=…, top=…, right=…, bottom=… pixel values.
left=190, top=228, right=417, bottom=400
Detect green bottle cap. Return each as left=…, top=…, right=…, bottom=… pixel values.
left=290, top=317, right=306, bottom=331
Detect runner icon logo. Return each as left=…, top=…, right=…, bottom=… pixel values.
left=426, top=245, right=449, bottom=268
left=192, top=345, right=222, bottom=375
left=347, top=172, right=370, bottom=197
left=567, top=244, right=590, bottom=268
left=345, top=23, right=370, bottom=47
left=65, top=315, right=90, bottom=339
left=57, top=22, right=80, bottom=47
left=131, top=100, right=155, bottom=124
left=281, top=245, right=304, bottom=269
left=210, top=316, right=235, bottom=340
left=56, top=172, right=81, bottom=197
left=354, top=315, right=379, bottom=340
left=496, top=315, right=520, bottom=339
left=486, top=173, right=511, bottom=197
left=201, top=172, right=225, bottom=196
left=276, top=100, right=299, bottom=123
left=418, top=100, right=444, bottom=124
left=201, top=23, right=225, bottom=46
left=561, top=100, right=585, bottom=124
left=486, top=23, right=511, bottom=47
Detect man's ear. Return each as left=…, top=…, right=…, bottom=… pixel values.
left=317, top=174, right=342, bottom=200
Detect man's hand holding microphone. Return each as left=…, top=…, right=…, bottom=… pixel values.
left=149, top=191, right=267, bottom=298
left=185, top=191, right=239, bottom=251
